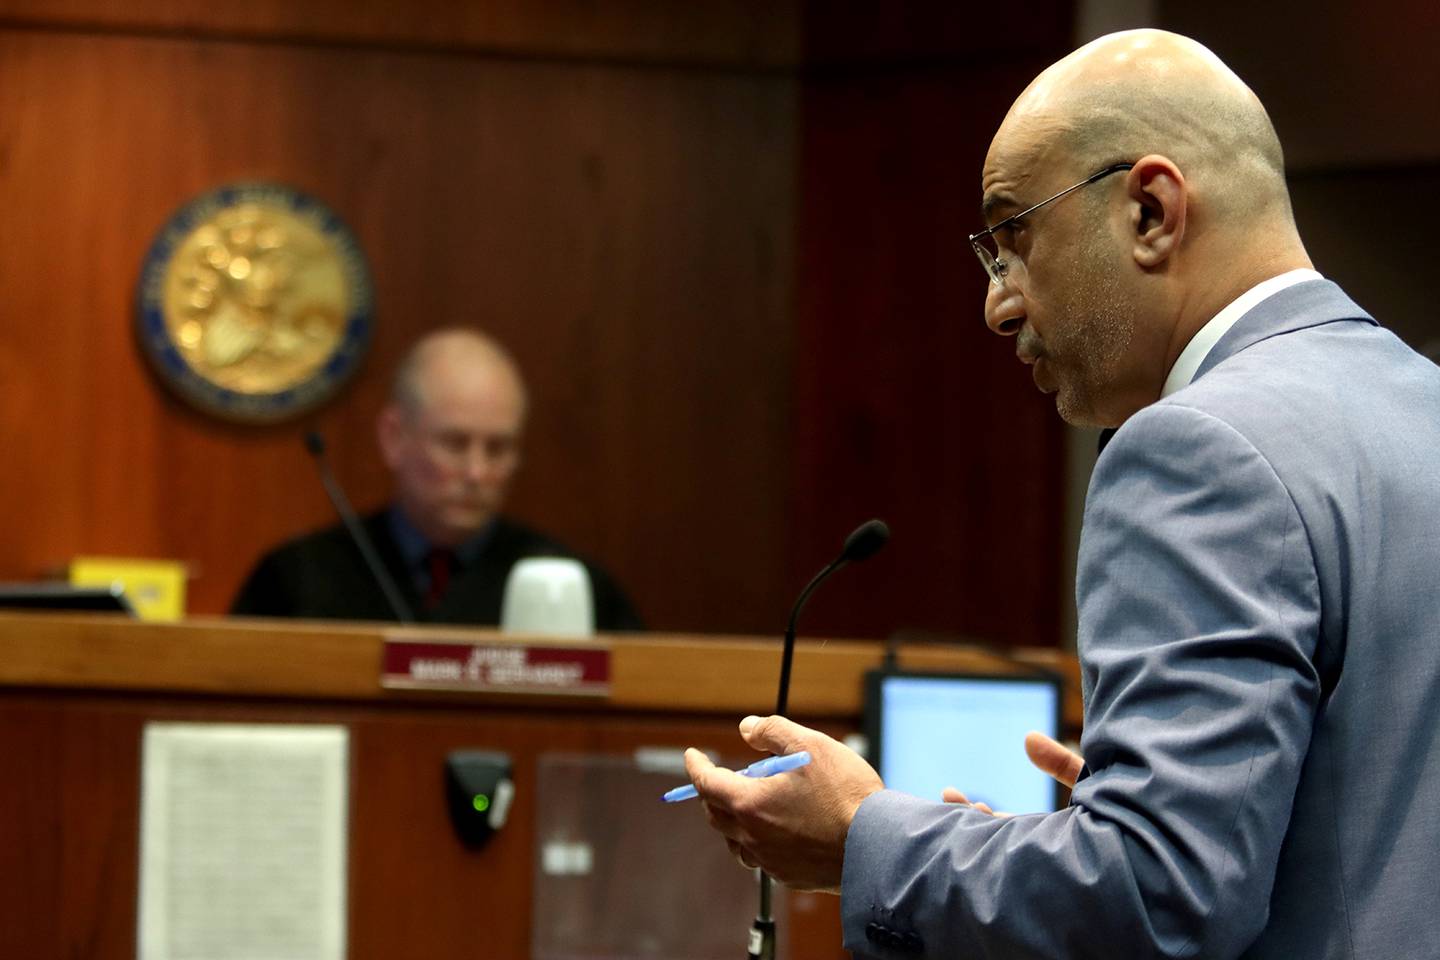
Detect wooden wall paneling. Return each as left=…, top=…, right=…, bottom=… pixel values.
left=0, top=0, right=802, bottom=68
left=57, top=700, right=146, bottom=955
left=1287, top=166, right=1440, bottom=358
left=0, top=692, right=849, bottom=959
left=0, top=30, right=171, bottom=580
left=800, top=0, right=1073, bottom=64
left=0, top=616, right=1081, bottom=956
left=0, top=616, right=1083, bottom=729
left=1158, top=0, right=1440, bottom=170
left=0, top=697, right=147, bottom=951
left=0, top=700, right=64, bottom=950
left=347, top=705, right=844, bottom=959
left=1, top=1, right=1086, bottom=647
left=482, top=65, right=798, bottom=635
left=0, top=26, right=798, bottom=632
left=791, top=52, right=1075, bottom=646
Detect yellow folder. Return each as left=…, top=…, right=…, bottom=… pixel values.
left=69, top=557, right=188, bottom=621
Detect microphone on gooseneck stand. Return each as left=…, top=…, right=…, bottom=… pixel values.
left=774, top=519, right=890, bottom=716
left=748, top=518, right=891, bottom=960
left=303, top=430, right=415, bottom=625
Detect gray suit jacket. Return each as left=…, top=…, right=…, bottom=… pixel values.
left=841, top=280, right=1440, bottom=958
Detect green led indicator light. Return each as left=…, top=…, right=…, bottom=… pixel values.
left=472, top=794, right=490, bottom=813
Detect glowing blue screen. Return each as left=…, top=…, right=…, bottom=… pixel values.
left=878, top=675, right=1060, bottom=813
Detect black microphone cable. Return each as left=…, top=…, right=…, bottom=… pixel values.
left=304, top=430, right=415, bottom=624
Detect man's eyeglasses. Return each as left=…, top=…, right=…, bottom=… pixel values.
left=969, top=162, right=1134, bottom=286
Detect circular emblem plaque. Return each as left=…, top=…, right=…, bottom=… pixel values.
left=137, top=183, right=374, bottom=422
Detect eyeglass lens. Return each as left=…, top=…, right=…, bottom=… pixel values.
left=972, top=233, right=1004, bottom=284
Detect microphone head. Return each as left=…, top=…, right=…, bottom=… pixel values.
left=303, top=430, right=326, bottom=458
left=841, top=519, right=890, bottom=563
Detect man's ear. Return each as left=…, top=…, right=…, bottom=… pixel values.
left=1126, top=155, right=1186, bottom=268
left=376, top=404, right=405, bottom=470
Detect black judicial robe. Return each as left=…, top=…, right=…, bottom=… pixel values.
left=230, top=511, right=644, bottom=631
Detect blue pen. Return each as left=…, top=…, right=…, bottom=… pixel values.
left=662, top=750, right=812, bottom=803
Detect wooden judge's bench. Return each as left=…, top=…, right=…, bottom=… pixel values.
left=0, top=613, right=1080, bottom=959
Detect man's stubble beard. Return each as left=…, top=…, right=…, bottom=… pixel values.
left=1050, top=222, right=1136, bottom=427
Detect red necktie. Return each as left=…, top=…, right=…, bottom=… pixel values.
left=424, top=548, right=456, bottom=611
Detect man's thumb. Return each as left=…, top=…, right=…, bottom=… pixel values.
left=1024, top=731, right=1084, bottom=788
left=738, top=714, right=805, bottom=753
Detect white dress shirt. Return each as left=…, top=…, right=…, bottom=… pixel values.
left=1161, top=268, right=1323, bottom=398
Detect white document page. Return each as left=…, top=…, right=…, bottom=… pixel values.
left=138, top=723, right=349, bottom=960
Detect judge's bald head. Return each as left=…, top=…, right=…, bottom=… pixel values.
left=377, top=328, right=528, bottom=547
left=980, top=31, right=1311, bottom=427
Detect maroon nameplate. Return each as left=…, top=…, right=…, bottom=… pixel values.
left=381, top=635, right=611, bottom=696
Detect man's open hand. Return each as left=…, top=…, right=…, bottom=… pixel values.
left=684, top=715, right=883, bottom=893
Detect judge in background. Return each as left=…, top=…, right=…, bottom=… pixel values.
left=232, top=328, right=643, bottom=630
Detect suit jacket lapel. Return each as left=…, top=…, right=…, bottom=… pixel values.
left=1193, top=279, right=1376, bottom=383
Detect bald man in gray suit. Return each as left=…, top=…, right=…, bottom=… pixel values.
left=684, top=30, right=1440, bottom=959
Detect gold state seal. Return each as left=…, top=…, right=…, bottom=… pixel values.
left=137, top=184, right=373, bottom=422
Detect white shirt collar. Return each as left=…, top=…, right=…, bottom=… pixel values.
left=1161, top=268, right=1323, bottom=398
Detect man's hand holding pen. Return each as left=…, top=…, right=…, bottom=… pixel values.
left=683, top=714, right=883, bottom=894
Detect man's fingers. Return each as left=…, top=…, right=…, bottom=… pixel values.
left=683, top=747, right=717, bottom=791
left=726, top=838, right=759, bottom=870
left=941, top=786, right=968, bottom=804
left=1025, top=731, right=1084, bottom=788
left=685, top=748, right=736, bottom=807
left=700, top=798, right=739, bottom=835
left=737, top=714, right=811, bottom=755
left=684, top=747, right=766, bottom=813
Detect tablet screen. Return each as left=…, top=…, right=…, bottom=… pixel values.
left=866, top=671, right=1062, bottom=813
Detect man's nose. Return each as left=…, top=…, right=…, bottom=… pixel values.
left=461, top=447, right=497, bottom=482
left=984, top=277, right=1024, bottom=336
